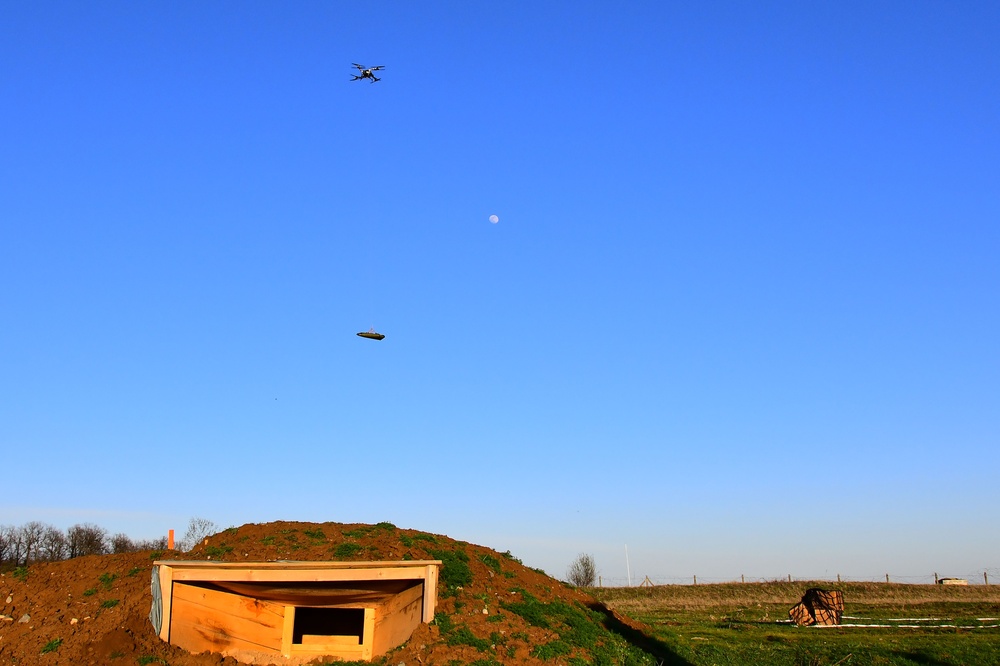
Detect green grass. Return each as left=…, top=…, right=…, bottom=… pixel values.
left=101, top=599, right=120, bottom=609
left=433, top=611, right=455, bottom=634
left=41, top=638, right=63, bottom=654
left=343, top=522, right=397, bottom=539
left=83, top=587, right=97, bottom=596
left=99, top=572, right=117, bottom=590
left=126, top=566, right=142, bottom=577
left=137, top=657, right=168, bottom=665
left=398, top=530, right=437, bottom=548
left=500, top=550, right=522, bottom=564
left=500, top=590, right=659, bottom=664
left=203, top=544, right=234, bottom=558
left=13, top=566, right=29, bottom=582
left=591, top=581, right=1000, bottom=666
left=428, top=548, right=472, bottom=594
left=446, top=625, right=490, bottom=651
left=334, top=542, right=363, bottom=558
left=479, top=553, right=502, bottom=574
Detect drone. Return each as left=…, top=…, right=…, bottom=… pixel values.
left=351, top=63, right=384, bottom=83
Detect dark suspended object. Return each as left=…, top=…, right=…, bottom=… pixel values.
left=357, top=328, right=385, bottom=341
left=351, top=63, right=384, bottom=83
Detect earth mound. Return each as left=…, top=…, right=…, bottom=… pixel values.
left=1, top=521, right=658, bottom=665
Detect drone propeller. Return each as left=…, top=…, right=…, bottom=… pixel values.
left=370, top=65, right=385, bottom=71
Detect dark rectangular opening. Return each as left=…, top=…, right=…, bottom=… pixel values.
left=293, top=607, right=365, bottom=644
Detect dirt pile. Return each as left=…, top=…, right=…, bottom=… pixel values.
left=1, top=521, right=658, bottom=665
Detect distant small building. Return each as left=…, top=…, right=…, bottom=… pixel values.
left=937, top=577, right=969, bottom=585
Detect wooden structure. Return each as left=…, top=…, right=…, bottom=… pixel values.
left=151, top=560, right=440, bottom=664
left=938, top=577, right=969, bottom=585
left=789, top=588, right=844, bottom=626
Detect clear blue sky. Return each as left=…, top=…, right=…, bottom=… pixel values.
left=3, top=1, right=998, bottom=585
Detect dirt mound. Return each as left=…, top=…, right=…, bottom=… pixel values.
left=1, top=521, right=659, bottom=665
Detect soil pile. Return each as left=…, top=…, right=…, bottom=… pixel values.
left=1, top=521, right=657, bottom=665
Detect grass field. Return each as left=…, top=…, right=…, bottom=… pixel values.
left=590, top=581, right=1000, bottom=666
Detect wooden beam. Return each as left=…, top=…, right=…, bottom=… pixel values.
left=167, top=568, right=438, bottom=584
left=281, top=605, right=295, bottom=657
left=155, top=559, right=441, bottom=571
left=158, top=565, right=174, bottom=642
left=422, top=563, right=439, bottom=623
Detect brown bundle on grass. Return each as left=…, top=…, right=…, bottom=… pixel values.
left=789, top=588, right=844, bottom=626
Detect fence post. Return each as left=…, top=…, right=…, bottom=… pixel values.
left=599, top=576, right=602, bottom=587
left=886, top=573, right=890, bottom=584
left=741, top=574, right=745, bottom=583
left=837, top=574, right=841, bottom=584
left=788, top=574, right=791, bottom=583
left=168, top=529, right=174, bottom=550
left=934, top=572, right=938, bottom=584
left=693, top=575, right=697, bottom=585
left=985, top=571, right=989, bottom=586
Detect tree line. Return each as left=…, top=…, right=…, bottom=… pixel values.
left=0, top=521, right=169, bottom=568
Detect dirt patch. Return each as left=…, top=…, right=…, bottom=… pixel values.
left=1, top=521, right=660, bottom=665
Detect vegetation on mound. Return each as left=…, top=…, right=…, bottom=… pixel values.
left=176, top=520, right=670, bottom=665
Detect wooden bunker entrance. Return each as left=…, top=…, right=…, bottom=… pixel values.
left=151, top=560, right=441, bottom=664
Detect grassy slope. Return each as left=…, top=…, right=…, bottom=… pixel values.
left=592, top=582, right=1000, bottom=666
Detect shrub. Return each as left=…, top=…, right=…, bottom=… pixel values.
left=566, top=553, right=596, bottom=587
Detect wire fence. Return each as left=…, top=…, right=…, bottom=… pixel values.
left=596, top=568, right=1000, bottom=588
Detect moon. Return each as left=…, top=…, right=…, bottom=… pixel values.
left=489, top=214, right=499, bottom=224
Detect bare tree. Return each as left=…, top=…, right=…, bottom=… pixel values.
left=180, top=517, right=219, bottom=552
left=0, top=524, right=15, bottom=566
left=3, top=524, right=27, bottom=566
left=67, top=523, right=108, bottom=558
left=566, top=553, right=597, bottom=587
left=135, top=536, right=169, bottom=551
left=19, top=521, right=48, bottom=565
left=111, top=533, right=136, bottom=554
left=39, top=525, right=68, bottom=561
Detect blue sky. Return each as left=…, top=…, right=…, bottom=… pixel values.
left=2, top=1, right=998, bottom=584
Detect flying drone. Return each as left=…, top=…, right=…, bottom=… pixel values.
left=351, top=63, right=384, bottom=83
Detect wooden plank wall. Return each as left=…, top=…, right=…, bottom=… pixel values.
left=170, top=583, right=286, bottom=655
left=372, top=583, right=424, bottom=657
